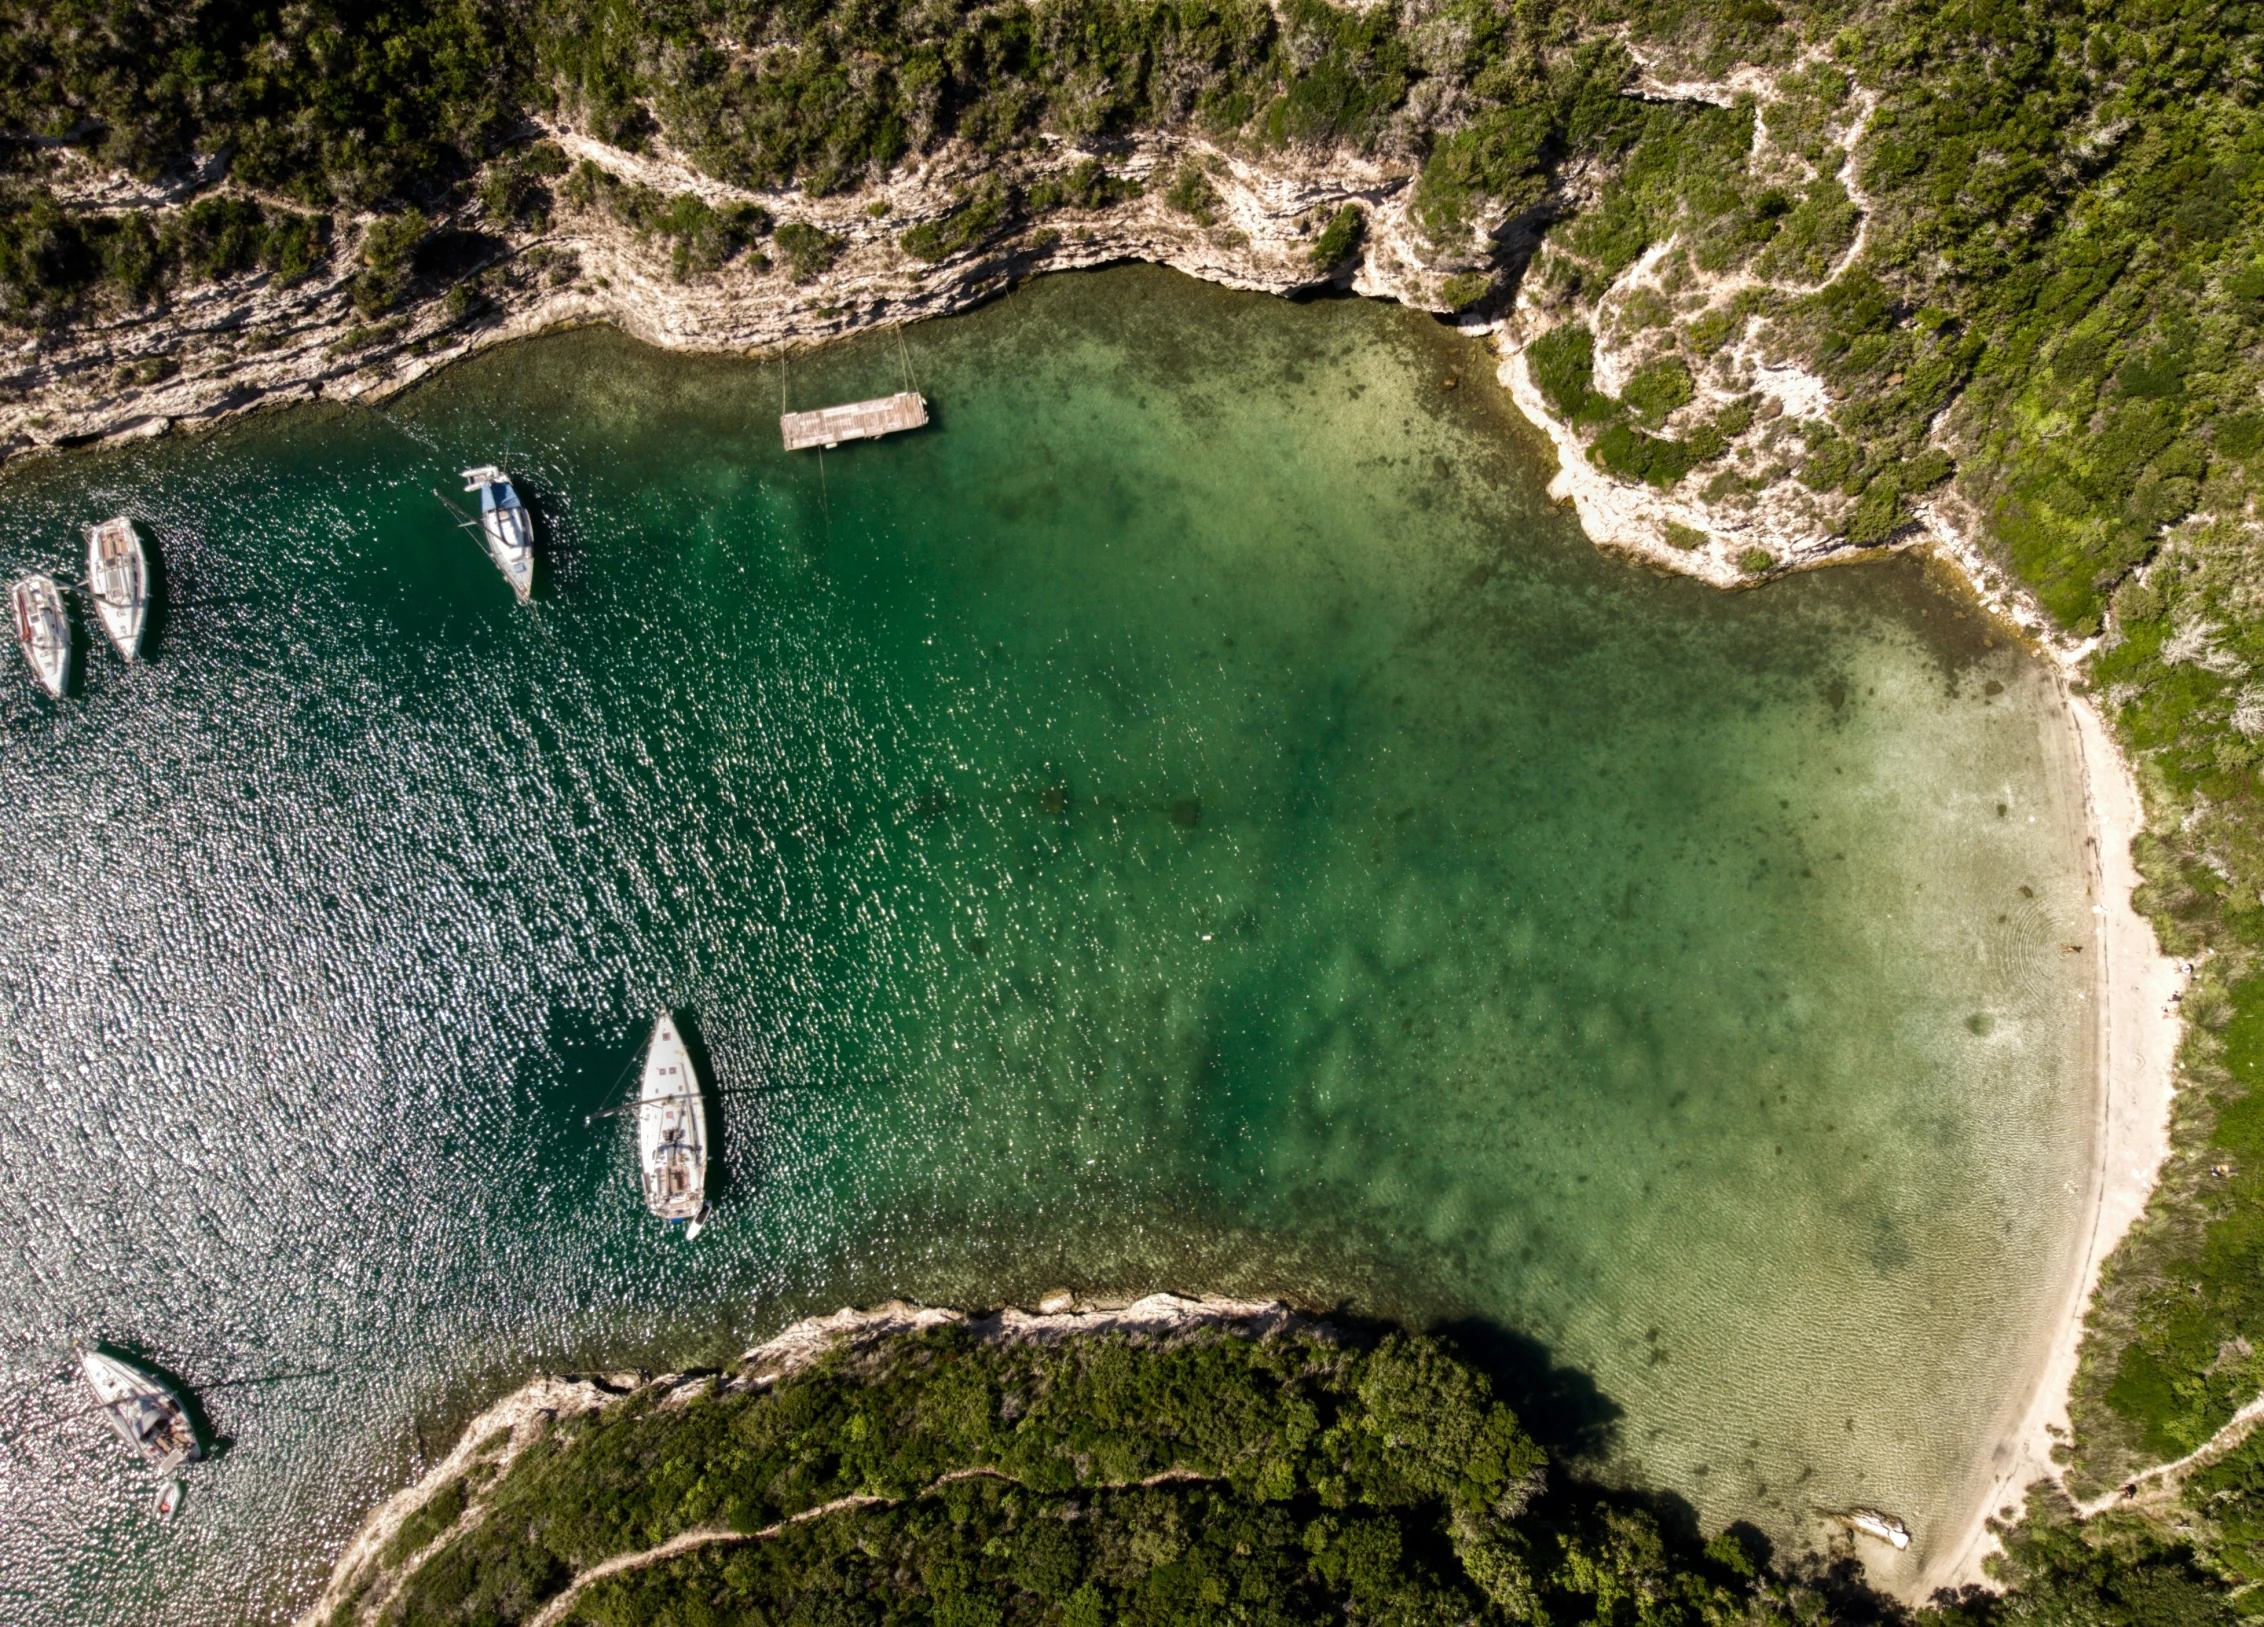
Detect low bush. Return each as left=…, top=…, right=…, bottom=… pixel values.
left=1438, top=270, right=1492, bottom=308
left=1026, top=160, right=1138, bottom=215
left=1307, top=204, right=1364, bottom=273
left=900, top=184, right=1014, bottom=263
left=1526, top=323, right=1617, bottom=427
left=1592, top=422, right=1698, bottom=487
left=772, top=221, right=846, bottom=280
left=1163, top=162, right=1222, bottom=225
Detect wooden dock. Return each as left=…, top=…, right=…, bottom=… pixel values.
left=780, top=391, right=929, bottom=451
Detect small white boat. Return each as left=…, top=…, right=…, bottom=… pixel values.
left=638, top=1012, right=710, bottom=1235
left=84, top=517, right=150, bottom=661
left=1828, top=1506, right=1912, bottom=1550
left=78, top=1346, right=201, bottom=1478
left=462, top=466, right=535, bottom=603
left=12, top=574, right=70, bottom=697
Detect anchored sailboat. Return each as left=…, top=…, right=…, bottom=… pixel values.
left=461, top=466, right=535, bottom=603
left=639, top=1012, right=710, bottom=1236
left=11, top=574, right=70, bottom=697
left=78, top=1345, right=202, bottom=1513
left=84, top=516, right=150, bottom=662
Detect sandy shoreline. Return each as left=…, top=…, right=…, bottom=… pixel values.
left=1484, top=305, right=2187, bottom=1593
left=1913, top=689, right=2183, bottom=1594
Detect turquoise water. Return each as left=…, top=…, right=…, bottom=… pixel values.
left=0, top=268, right=2093, bottom=1620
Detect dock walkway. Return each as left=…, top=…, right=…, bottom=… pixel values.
left=780, top=392, right=929, bottom=452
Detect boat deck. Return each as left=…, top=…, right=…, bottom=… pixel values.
left=781, top=392, right=929, bottom=451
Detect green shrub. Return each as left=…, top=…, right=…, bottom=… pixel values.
left=1900, top=448, right=1954, bottom=491
left=1526, top=324, right=1617, bottom=426
left=1026, top=160, right=1137, bottom=215
left=1414, top=104, right=1551, bottom=245
left=1739, top=547, right=1774, bottom=575
left=1685, top=308, right=1739, bottom=353
left=771, top=222, right=845, bottom=280
left=383, top=1478, right=467, bottom=1566
left=1438, top=270, right=1492, bottom=309
left=1665, top=522, right=1707, bottom=550
left=1163, top=162, right=1221, bottom=225
left=640, top=194, right=770, bottom=279
left=1713, top=395, right=1759, bottom=437
left=1309, top=204, right=1364, bottom=272
left=350, top=213, right=427, bottom=316
left=1621, top=356, right=1694, bottom=425
left=1592, top=423, right=1698, bottom=487
left=166, top=197, right=266, bottom=282
left=899, top=185, right=1013, bottom=263
left=1797, top=432, right=1861, bottom=493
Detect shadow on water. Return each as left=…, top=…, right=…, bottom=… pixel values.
left=672, top=1008, right=730, bottom=1211
left=134, top=521, right=170, bottom=665
left=1428, top=1314, right=1625, bottom=1464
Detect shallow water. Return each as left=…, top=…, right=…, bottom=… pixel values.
left=0, top=267, right=2092, bottom=1620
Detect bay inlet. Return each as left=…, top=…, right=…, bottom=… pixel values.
left=0, top=267, right=2095, bottom=1621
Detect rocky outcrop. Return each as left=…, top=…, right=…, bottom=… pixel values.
left=3, top=130, right=1460, bottom=465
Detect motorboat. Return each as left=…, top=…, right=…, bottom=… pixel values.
left=84, top=516, right=149, bottom=661
left=12, top=574, right=70, bottom=697
left=78, top=1346, right=201, bottom=1476
left=638, top=1012, right=709, bottom=1236
left=461, top=466, right=535, bottom=602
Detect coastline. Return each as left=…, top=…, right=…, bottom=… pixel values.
left=1916, top=688, right=2184, bottom=1594
left=292, top=1294, right=1300, bottom=1627
left=16, top=124, right=2191, bottom=1605
left=0, top=129, right=1449, bottom=465
left=1502, top=302, right=2187, bottom=1592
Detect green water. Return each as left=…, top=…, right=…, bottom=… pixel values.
left=0, top=268, right=2094, bottom=1620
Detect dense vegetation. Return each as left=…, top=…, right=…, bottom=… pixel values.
left=361, top=1322, right=2259, bottom=1627
left=17, top=0, right=2264, bottom=1613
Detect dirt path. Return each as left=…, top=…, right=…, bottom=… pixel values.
left=2071, top=1390, right=2264, bottom=1519
left=523, top=1497, right=892, bottom=1627
left=522, top=1463, right=1230, bottom=1627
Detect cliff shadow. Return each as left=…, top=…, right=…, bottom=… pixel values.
left=1426, top=1313, right=1625, bottom=1465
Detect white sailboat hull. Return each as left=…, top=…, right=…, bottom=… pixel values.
left=12, top=575, right=70, bottom=697
left=85, top=517, right=148, bottom=661
left=79, top=1348, right=201, bottom=1472
left=638, top=1013, right=709, bottom=1225
left=463, top=467, right=535, bottom=603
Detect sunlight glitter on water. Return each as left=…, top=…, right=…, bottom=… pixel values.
left=0, top=268, right=2089, bottom=1621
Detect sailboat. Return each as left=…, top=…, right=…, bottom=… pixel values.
left=460, top=466, right=535, bottom=602
left=84, top=516, right=150, bottom=661
left=11, top=574, right=70, bottom=697
left=639, top=1012, right=710, bottom=1236
left=78, top=1345, right=201, bottom=1513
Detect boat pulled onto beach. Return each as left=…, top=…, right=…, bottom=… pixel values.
left=639, top=1012, right=710, bottom=1237
left=85, top=516, right=150, bottom=662
left=12, top=574, right=70, bottom=697
left=1824, top=1506, right=1912, bottom=1550
left=461, top=466, right=535, bottom=603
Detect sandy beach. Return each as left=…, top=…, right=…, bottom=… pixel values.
left=1914, top=688, right=2183, bottom=1593
left=1489, top=316, right=2188, bottom=1598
